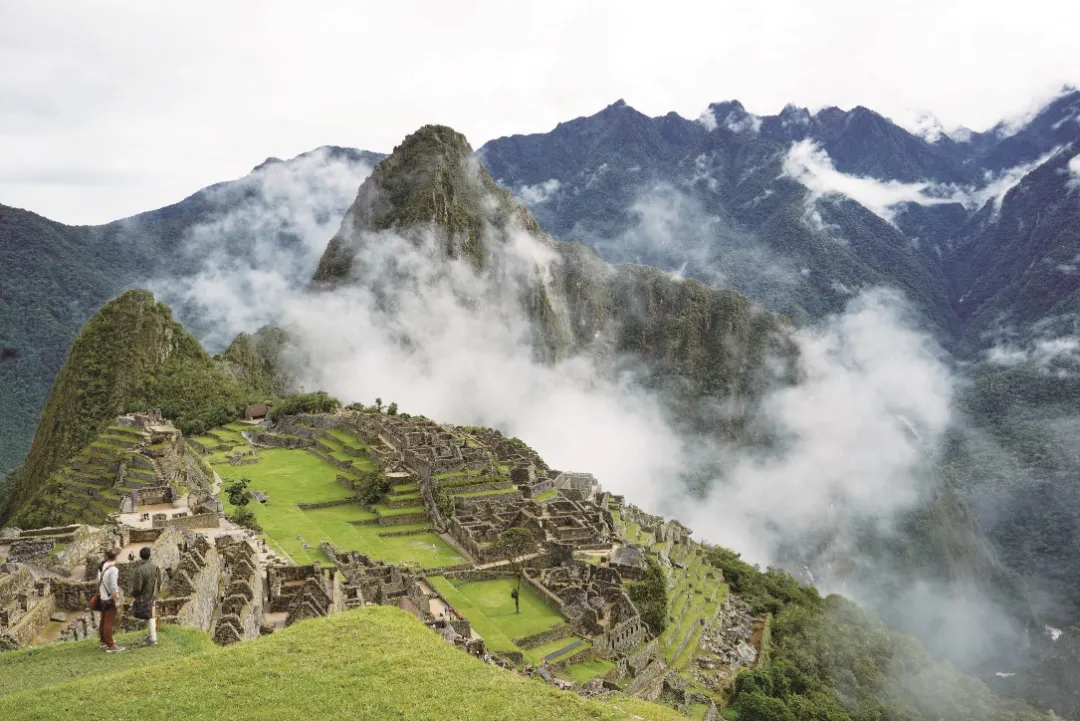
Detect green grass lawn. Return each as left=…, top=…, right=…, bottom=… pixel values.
left=0, top=625, right=213, bottom=697
left=561, top=658, right=616, bottom=684
left=453, top=579, right=566, bottom=639
left=214, top=447, right=461, bottom=567
left=453, top=487, right=518, bottom=498
left=0, top=607, right=685, bottom=721
left=325, top=429, right=369, bottom=450
left=428, top=577, right=574, bottom=659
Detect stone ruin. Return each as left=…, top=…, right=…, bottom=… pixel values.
left=214, top=534, right=263, bottom=645
left=447, top=490, right=614, bottom=563
left=0, top=566, right=55, bottom=650
left=266, top=561, right=344, bottom=627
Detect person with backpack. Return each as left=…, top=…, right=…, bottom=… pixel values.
left=130, top=546, right=160, bottom=647
left=94, top=548, right=124, bottom=653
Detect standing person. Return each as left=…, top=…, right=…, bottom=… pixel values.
left=97, top=548, right=124, bottom=653
left=130, top=546, right=160, bottom=647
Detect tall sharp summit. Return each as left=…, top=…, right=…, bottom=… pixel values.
left=312, top=125, right=545, bottom=284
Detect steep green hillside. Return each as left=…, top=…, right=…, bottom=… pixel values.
left=0, top=147, right=382, bottom=480
left=710, top=548, right=1050, bottom=721
left=0, top=606, right=685, bottom=721
left=0, top=205, right=126, bottom=475
left=0, top=289, right=268, bottom=526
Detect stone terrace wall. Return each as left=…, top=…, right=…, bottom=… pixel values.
left=378, top=511, right=428, bottom=526
left=296, top=498, right=356, bottom=511
left=214, top=536, right=263, bottom=645
left=164, top=513, right=220, bottom=531
left=161, top=535, right=220, bottom=632
left=53, top=580, right=97, bottom=610
left=515, top=624, right=573, bottom=650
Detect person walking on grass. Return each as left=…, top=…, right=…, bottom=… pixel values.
left=130, top=546, right=160, bottom=647
left=97, top=548, right=124, bottom=653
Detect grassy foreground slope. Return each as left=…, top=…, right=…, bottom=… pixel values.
left=0, top=626, right=214, bottom=697
left=0, top=606, right=684, bottom=721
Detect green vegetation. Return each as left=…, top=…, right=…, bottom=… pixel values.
left=561, top=658, right=616, bottom=684
left=710, top=547, right=1049, bottom=721
left=428, top=577, right=574, bottom=661
left=224, top=478, right=261, bottom=531
left=214, top=445, right=461, bottom=567
left=1, top=290, right=277, bottom=526
left=0, top=625, right=214, bottom=697
left=0, top=606, right=684, bottom=721
left=268, top=391, right=341, bottom=421
left=626, top=557, right=668, bottom=636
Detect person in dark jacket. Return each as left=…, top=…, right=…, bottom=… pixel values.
left=130, top=546, right=160, bottom=647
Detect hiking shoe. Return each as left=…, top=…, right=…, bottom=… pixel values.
left=106, top=646, right=126, bottom=653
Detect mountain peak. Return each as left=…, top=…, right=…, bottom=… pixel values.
left=311, top=125, right=544, bottom=285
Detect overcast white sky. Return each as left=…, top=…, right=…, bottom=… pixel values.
left=3, top=0, right=1079, bottom=225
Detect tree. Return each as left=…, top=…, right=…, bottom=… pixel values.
left=224, top=477, right=260, bottom=531
left=387, top=401, right=398, bottom=416
left=374, top=397, right=383, bottom=412
left=225, top=478, right=250, bottom=507
left=494, top=527, right=535, bottom=613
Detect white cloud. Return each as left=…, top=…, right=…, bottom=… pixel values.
left=969, top=146, right=1064, bottom=212
left=696, top=109, right=718, bottom=131
left=781, top=140, right=958, bottom=224
left=145, top=148, right=374, bottom=349
left=782, top=140, right=1065, bottom=225
left=890, top=109, right=955, bottom=143
left=1067, top=153, right=1080, bottom=191
left=986, top=335, right=1080, bottom=372
left=515, top=178, right=561, bottom=205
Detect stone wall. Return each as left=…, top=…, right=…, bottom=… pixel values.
left=161, top=535, right=220, bottom=633
left=296, top=498, right=357, bottom=511
left=2, top=593, right=55, bottom=647
left=6, top=539, right=55, bottom=563
left=163, top=513, right=220, bottom=530
left=377, top=511, right=428, bottom=526
left=453, top=490, right=523, bottom=511
left=53, top=580, right=97, bottom=610
left=257, top=434, right=314, bottom=450
left=15, top=525, right=81, bottom=538
left=59, top=612, right=99, bottom=643
left=514, top=623, right=573, bottom=650
left=622, top=657, right=669, bottom=701
left=443, top=569, right=516, bottom=583
left=377, top=528, right=433, bottom=538
left=49, top=527, right=110, bottom=573
left=129, top=528, right=163, bottom=544
left=214, top=536, right=263, bottom=645
left=593, top=616, right=650, bottom=659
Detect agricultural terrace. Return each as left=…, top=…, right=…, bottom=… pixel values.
left=206, top=425, right=463, bottom=568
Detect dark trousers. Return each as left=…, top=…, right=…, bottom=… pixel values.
left=99, top=603, right=117, bottom=647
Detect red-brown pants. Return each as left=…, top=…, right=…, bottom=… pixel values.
left=99, top=603, right=117, bottom=647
